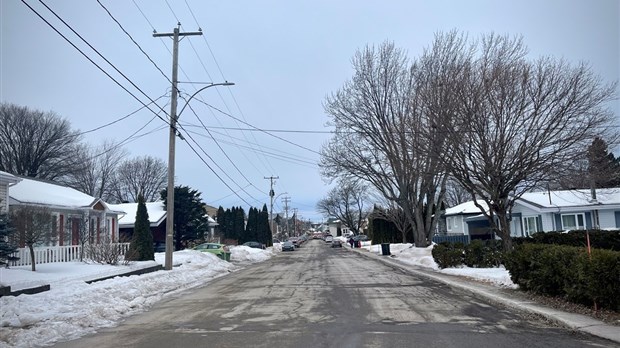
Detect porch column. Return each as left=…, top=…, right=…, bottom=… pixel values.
left=96, top=216, right=101, bottom=243
left=59, top=214, right=64, bottom=246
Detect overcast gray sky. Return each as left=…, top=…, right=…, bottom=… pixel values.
left=1, top=0, right=618, bottom=222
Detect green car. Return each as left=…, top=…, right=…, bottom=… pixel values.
left=193, top=243, right=231, bottom=261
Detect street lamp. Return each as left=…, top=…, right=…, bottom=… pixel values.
left=164, top=81, right=234, bottom=271
left=271, top=192, right=287, bottom=238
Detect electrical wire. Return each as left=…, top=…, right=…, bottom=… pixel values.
left=96, top=0, right=172, bottom=84
left=192, top=99, right=321, bottom=155
left=76, top=94, right=167, bottom=136
left=24, top=0, right=170, bottom=125
left=183, top=101, right=258, bottom=187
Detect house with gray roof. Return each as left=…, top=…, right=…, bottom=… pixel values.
left=441, top=188, right=620, bottom=239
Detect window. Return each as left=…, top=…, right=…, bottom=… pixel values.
left=522, top=216, right=540, bottom=237
left=561, top=213, right=586, bottom=230
left=446, top=217, right=454, bottom=231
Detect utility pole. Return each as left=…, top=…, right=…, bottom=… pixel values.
left=154, top=24, right=202, bottom=271
left=264, top=176, right=279, bottom=236
left=282, top=196, right=291, bottom=236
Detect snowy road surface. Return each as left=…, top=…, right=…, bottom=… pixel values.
left=51, top=240, right=615, bottom=348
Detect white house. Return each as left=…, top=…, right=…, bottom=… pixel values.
left=8, top=176, right=122, bottom=247
left=441, top=188, right=620, bottom=239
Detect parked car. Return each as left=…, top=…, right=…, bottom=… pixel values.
left=288, top=237, right=300, bottom=247
left=352, top=234, right=368, bottom=242
left=193, top=243, right=231, bottom=261
left=325, top=235, right=334, bottom=243
left=243, top=241, right=266, bottom=249
left=281, top=241, right=295, bottom=251
left=331, top=240, right=342, bottom=248
left=153, top=242, right=166, bottom=253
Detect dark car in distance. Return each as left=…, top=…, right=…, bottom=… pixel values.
left=243, top=241, right=266, bottom=249
left=282, top=241, right=295, bottom=251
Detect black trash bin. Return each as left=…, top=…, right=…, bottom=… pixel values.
left=381, top=243, right=391, bottom=256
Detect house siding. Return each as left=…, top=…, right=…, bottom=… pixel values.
left=615, top=211, right=620, bottom=228
left=598, top=210, right=617, bottom=229
left=0, top=183, right=7, bottom=213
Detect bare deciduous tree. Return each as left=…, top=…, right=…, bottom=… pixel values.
left=321, top=33, right=468, bottom=247
left=112, top=155, right=167, bottom=203
left=316, top=179, right=370, bottom=235
left=442, top=33, right=617, bottom=251
left=10, top=206, right=53, bottom=271
left=444, top=178, right=471, bottom=207
left=62, top=140, right=128, bottom=202
left=0, top=103, right=81, bottom=180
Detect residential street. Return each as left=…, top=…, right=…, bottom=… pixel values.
left=53, top=240, right=617, bottom=348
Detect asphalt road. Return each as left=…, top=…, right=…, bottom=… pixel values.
left=54, top=239, right=617, bottom=348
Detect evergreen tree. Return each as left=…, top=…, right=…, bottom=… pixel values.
left=126, top=194, right=154, bottom=261
left=588, top=137, right=620, bottom=188
left=259, top=204, right=272, bottom=246
left=161, top=186, right=210, bottom=250
left=216, top=206, right=226, bottom=239
left=0, top=211, right=17, bottom=267
left=235, top=207, right=246, bottom=242
left=244, top=207, right=258, bottom=243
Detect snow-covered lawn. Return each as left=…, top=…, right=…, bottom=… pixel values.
left=0, top=242, right=514, bottom=348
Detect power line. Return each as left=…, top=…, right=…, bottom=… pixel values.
left=180, top=1, right=279, bottom=176
left=181, top=128, right=318, bottom=169
left=76, top=94, right=167, bottom=136
left=95, top=0, right=172, bottom=84
left=24, top=0, right=170, bottom=126
left=175, top=129, right=253, bottom=206
left=183, top=101, right=260, bottom=189
left=131, top=0, right=156, bottom=32
left=180, top=125, right=318, bottom=166
left=193, top=98, right=321, bottom=155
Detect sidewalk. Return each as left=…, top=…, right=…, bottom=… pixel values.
left=347, top=245, right=620, bottom=345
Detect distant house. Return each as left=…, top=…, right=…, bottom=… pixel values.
left=110, top=201, right=219, bottom=247
left=443, top=200, right=491, bottom=239
left=440, top=188, right=620, bottom=239
left=110, top=201, right=167, bottom=247
left=8, top=175, right=122, bottom=247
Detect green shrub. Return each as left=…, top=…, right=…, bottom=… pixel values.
left=514, top=230, right=620, bottom=250
left=566, top=249, right=620, bottom=310
left=463, top=240, right=484, bottom=267
left=432, top=242, right=464, bottom=269
left=505, top=244, right=620, bottom=311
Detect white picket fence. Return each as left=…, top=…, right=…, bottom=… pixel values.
left=9, top=243, right=131, bottom=267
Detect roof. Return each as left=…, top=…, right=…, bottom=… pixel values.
left=518, top=188, right=620, bottom=209
left=110, top=201, right=218, bottom=228
left=0, top=171, right=21, bottom=185
left=110, top=201, right=167, bottom=228
left=444, top=200, right=488, bottom=216
left=9, top=176, right=100, bottom=209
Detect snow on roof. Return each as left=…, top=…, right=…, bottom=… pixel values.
left=9, top=176, right=98, bottom=208
left=109, top=201, right=167, bottom=228
left=519, top=188, right=620, bottom=209
left=444, top=200, right=488, bottom=216
left=0, top=171, right=21, bottom=185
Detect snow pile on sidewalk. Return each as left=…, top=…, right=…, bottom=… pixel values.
left=363, top=243, right=517, bottom=288
left=0, top=247, right=274, bottom=348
